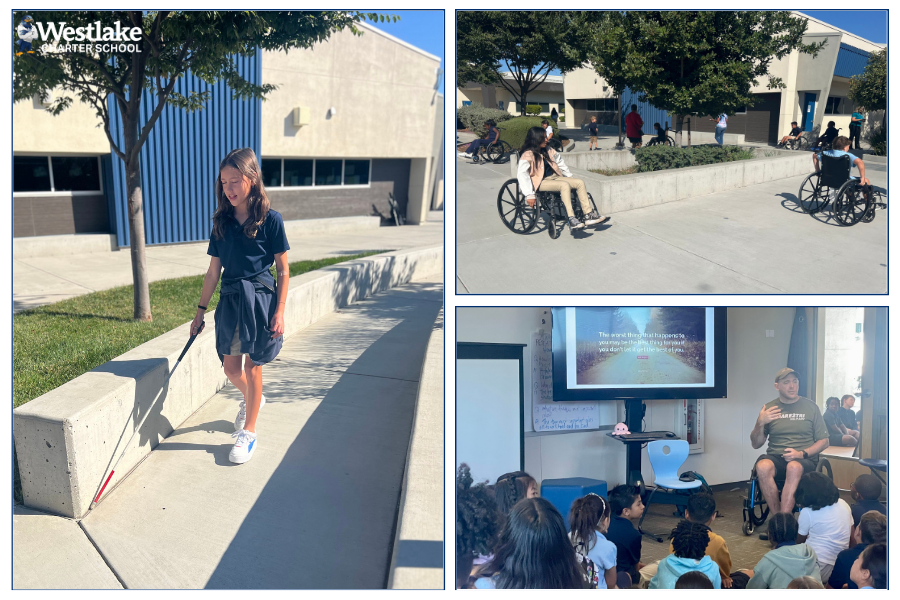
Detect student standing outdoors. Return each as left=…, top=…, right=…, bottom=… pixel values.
left=711, top=112, right=728, bottom=145
left=191, top=147, right=290, bottom=465
left=849, top=110, right=864, bottom=149
left=625, top=104, right=643, bottom=148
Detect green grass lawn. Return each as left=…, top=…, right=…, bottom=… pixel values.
left=13, top=251, right=387, bottom=504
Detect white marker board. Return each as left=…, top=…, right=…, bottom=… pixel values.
left=456, top=358, right=523, bottom=485
left=532, top=329, right=604, bottom=431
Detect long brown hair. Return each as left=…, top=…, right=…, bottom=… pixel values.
left=212, top=147, right=270, bottom=241
left=569, top=494, right=610, bottom=552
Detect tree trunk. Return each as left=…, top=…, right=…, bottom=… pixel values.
left=616, top=92, right=624, bottom=148
left=687, top=117, right=692, bottom=148
left=520, top=88, right=528, bottom=116
left=123, top=116, right=152, bottom=322
left=674, top=114, right=685, bottom=147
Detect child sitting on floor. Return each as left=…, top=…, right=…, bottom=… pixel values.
left=828, top=510, right=887, bottom=589
left=569, top=493, right=620, bottom=589
left=796, top=472, right=853, bottom=582
left=669, top=493, right=738, bottom=587
left=747, top=512, right=822, bottom=589
left=650, top=520, right=722, bottom=589
left=455, top=464, right=500, bottom=589
left=675, top=571, right=714, bottom=589
left=849, top=474, right=886, bottom=531
left=605, top=484, right=646, bottom=587
left=850, top=543, right=886, bottom=589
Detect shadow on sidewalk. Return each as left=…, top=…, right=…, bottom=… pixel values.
left=203, top=286, right=442, bottom=589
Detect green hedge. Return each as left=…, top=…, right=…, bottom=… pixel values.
left=525, top=104, right=543, bottom=115
left=868, top=126, right=886, bottom=156
left=497, top=116, right=562, bottom=151
left=634, top=144, right=754, bottom=172
left=456, top=103, right=514, bottom=137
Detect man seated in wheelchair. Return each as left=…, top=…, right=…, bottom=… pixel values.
left=750, top=368, right=830, bottom=514
left=779, top=122, right=803, bottom=147
left=812, top=135, right=870, bottom=187
left=458, top=119, right=501, bottom=159
left=646, top=122, right=667, bottom=146
left=811, top=121, right=840, bottom=151
left=517, top=126, right=609, bottom=233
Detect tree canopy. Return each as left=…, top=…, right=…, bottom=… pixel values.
left=849, top=47, right=886, bottom=114
left=588, top=11, right=825, bottom=120
left=457, top=11, right=593, bottom=115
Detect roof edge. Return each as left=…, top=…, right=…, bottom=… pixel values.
left=357, top=21, right=441, bottom=63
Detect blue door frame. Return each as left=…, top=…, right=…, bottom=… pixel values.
left=802, top=93, right=817, bottom=132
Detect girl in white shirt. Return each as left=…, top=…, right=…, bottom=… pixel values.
left=796, top=471, right=853, bottom=582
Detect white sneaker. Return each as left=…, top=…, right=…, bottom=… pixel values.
left=229, top=429, right=257, bottom=464
left=457, top=152, right=472, bottom=158
left=234, top=394, right=266, bottom=432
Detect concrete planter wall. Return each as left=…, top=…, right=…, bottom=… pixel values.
left=13, top=246, right=442, bottom=519
left=571, top=150, right=815, bottom=214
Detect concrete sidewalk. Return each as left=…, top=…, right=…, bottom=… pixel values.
left=14, top=212, right=443, bottom=313
left=456, top=158, right=887, bottom=294
left=14, top=276, right=443, bottom=589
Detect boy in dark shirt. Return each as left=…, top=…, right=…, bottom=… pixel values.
left=814, top=121, right=840, bottom=149
left=779, top=121, right=803, bottom=146
left=606, top=484, right=645, bottom=586
left=850, top=474, right=886, bottom=528
left=588, top=116, right=600, bottom=151
left=828, top=510, right=886, bottom=589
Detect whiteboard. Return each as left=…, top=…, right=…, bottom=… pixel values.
left=456, top=359, right=522, bottom=485
left=532, top=329, right=604, bottom=431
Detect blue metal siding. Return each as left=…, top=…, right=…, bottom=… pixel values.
left=619, top=87, right=672, bottom=133
left=107, top=53, right=262, bottom=247
left=834, top=43, right=871, bottom=79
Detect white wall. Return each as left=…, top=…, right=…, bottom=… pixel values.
left=457, top=307, right=797, bottom=488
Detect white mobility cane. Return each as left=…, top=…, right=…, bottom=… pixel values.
left=89, top=321, right=205, bottom=510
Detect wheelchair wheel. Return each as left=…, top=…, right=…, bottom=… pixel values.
left=798, top=172, right=827, bottom=214
left=860, top=186, right=877, bottom=223
left=833, top=181, right=868, bottom=226
left=496, top=179, right=538, bottom=234
left=548, top=217, right=563, bottom=239
left=742, top=520, right=754, bottom=536
left=666, top=135, right=676, bottom=147
left=817, top=457, right=834, bottom=480
left=797, top=137, right=809, bottom=151
left=572, top=192, right=600, bottom=221
left=489, top=140, right=512, bottom=163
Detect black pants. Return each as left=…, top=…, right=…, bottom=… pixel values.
left=849, top=125, right=861, bottom=149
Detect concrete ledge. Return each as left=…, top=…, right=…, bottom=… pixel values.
left=13, top=233, right=117, bottom=259
left=13, top=245, right=443, bottom=519
left=388, top=308, right=444, bottom=589
left=573, top=151, right=815, bottom=214
left=12, top=216, right=382, bottom=260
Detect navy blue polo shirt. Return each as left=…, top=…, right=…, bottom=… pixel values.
left=207, top=209, right=290, bottom=281
left=607, top=515, right=642, bottom=574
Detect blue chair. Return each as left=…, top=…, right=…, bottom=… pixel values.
left=540, top=477, right=608, bottom=531
left=638, top=440, right=703, bottom=542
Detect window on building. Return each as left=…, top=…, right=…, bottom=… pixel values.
left=315, top=160, right=342, bottom=186
left=586, top=98, right=617, bottom=112
left=343, top=160, right=370, bottom=185
left=734, top=106, right=747, bottom=114
left=283, top=159, right=313, bottom=187
left=462, top=101, right=472, bottom=107
left=261, top=159, right=282, bottom=188
left=498, top=101, right=504, bottom=110
left=13, top=155, right=101, bottom=193
left=824, top=97, right=851, bottom=115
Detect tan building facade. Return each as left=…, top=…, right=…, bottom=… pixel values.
left=458, top=73, right=565, bottom=118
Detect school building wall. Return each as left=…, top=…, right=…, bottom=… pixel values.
left=13, top=22, right=443, bottom=241
left=456, top=307, right=797, bottom=488
left=458, top=77, right=565, bottom=116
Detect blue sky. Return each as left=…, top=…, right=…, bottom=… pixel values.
left=801, top=10, right=886, bottom=44
left=373, top=11, right=445, bottom=94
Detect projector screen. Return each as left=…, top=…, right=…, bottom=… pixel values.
left=552, top=307, right=727, bottom=401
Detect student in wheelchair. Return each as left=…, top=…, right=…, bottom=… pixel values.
left=517, top=126, right=609, bottom=233
left=811, top=121, right=840, bottom=151
left=459, top=119, right=501, bottom=160
left=812, top=135, right=870, bottom=187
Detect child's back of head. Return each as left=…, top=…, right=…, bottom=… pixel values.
left=493, top=471, right=536, bottom=517
left=858, top=511, right=887, bottom=545
left=787, top=575, right=824, bottom=589
left=685, top=493, right=716, bottom=525
left=608, top=484, right=639, bottom=517
left=675, top=570, right=713, bottom=589
left=456, top=464, right=500, bottom=588
left=853, top=474, right=883, bottom=501
left=569, top=494, right=610, bottom=550
left=859, top=543, right=887, bottom=589
left=670, top=520, right=710, bottom=560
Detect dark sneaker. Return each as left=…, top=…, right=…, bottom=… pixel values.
left=584, top=211, right=610, bottom=226
left=568, top=217, right=585, bottom=230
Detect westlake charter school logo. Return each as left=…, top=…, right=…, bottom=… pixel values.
left=15, top=17, right=143, bottom=55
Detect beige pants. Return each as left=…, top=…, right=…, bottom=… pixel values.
left=538, top=175, right=592, bottom=218
left=638, top=561, right=659, bottom=589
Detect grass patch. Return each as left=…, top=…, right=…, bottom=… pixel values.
left=12, top=250, right=387, bottom=504
left=13, top=251, right=386, bottom=409
left=589, top=166, right=640, bottom=176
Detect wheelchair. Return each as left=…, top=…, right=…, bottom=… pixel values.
left=797, top=153, right=886, bottom=226
left=467, top=139, right=513, bottom=164
left=496, top=178, right=599, bottom=239
left=742, top=456, right=833, bottom=536
left=777, top=135, right=809, bottom=151
left=547, top=137, right=563, bottom=152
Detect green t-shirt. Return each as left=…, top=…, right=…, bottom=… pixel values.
left=762, top=396, right=828, bottom=457
left=851, top=112, right=864, bottom=124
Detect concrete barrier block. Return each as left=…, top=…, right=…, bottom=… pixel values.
left=13, top=246, right=443, bottom=518
left=676, top=169, right=716, bottom=200
left=282, top=216, right=380, bottom=237
left=720, top=162, right=745, bottom=191
left=14, top=234, right=118, bottom=259
left=743, top=160, right=766, bottom=186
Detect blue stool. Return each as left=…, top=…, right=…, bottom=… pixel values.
left=540, top=477, right=608, bottom=531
